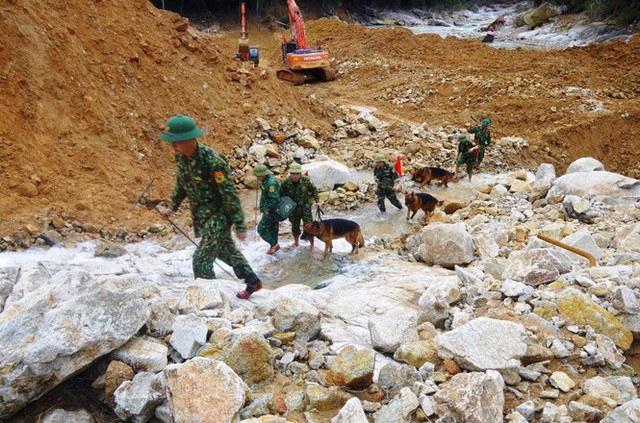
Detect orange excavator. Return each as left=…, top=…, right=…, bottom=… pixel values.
left=234, top=3, right=259, bottom=65
left=276, top=0, right=335, bottom=85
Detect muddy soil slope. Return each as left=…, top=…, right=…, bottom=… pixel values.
left=0, top=0, right=337, bottom=238
left=1, top=1, right=639, bottom=241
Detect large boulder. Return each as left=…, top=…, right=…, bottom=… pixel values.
left=417, top=223, right=475, bottom=268
left=0, top=271, right=149, bottom=419
left=436, top=317, right=529, bottom=371
left=434, top=372, right=504, bottom=423
left=257, top=295, right=321, bottom=341
left=557, top=288, right=633, bottom=350
left=502, top=248, right=572, bottom=286
left=0, top=266, right=19, bottom=313
left=302, top=158, right=350, bottom=191
left=523, top=2, right=558, bottom=29
left=613, top=222, right=640, bottom=253
left=165, top=358, right=247, bottom=423
left=602, top=399, right=640, bottom=423
left=547, top=171, right=640, bottom=204
left=566, top=157, right=605, bottom=174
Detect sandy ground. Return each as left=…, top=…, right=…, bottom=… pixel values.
left=1, top=0, right=639, bottom=240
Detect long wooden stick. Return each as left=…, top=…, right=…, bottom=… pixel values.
left=537, top=234, right=597, bottom=268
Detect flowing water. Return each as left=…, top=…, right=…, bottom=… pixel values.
left=370, top=2, right=634, bottom=50
left=0, top=168, right=487, bottom=298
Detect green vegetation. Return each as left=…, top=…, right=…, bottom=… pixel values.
left=536, top=0, right=640, bottom=23
left=151, top=0, right=640, bottom=24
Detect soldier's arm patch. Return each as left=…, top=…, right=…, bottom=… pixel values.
left=269, top=185, right=276, bottom=193
left=213, top=171, right=226, bottom=184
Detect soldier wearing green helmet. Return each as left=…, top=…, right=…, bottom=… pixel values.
left=468, top=118, right=492, bottom=169
left=454, top=134, right=476, bottom=182
left=373, top=154, right=402, bottom=213
left=253, top=164, right=282, bottom=255
left=281, top=162, right=320, bottom=248
left=157, top=115, right=263, bottom=300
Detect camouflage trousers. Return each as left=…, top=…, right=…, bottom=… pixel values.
left=475, top=145, right=486, bottom=168
left=193, top=227, right=259, bottom=285
left=376, top=183, right=402, bottom=212
left=456, top=152, right=475, bottom=174
left=288, top=206, right=313, bottom=237
left=258, top=212, right=280, bottom=247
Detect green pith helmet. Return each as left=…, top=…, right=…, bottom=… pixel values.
left=375, top=154, right=386, bottom=162
left=288, top=162, right=303, bottom=173
left=253, top=164, right=271, bottom=176
left=458, top=134, right=470, bottom=142
left=481, top=118, right=491, bottom=127
left=160, top=115, right=204, bottom=142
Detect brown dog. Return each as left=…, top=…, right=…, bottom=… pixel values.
left=404, top=192, right=443, bottom=222
left=301, top=219, right=365, bottom=259
left=411, top=166, right=459, bottom=188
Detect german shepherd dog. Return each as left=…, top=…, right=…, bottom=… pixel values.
left=404, top=192, right=443, bottom=222
left=301, top=219, right=365, bottom=259
left=411, top=166, right=459, bottom=188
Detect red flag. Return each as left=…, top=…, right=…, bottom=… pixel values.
left=305, top=170, right=309, bottom=176
left=394, top=156, right=403, bottom=177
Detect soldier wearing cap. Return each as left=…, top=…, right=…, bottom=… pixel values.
left=373, top=154, right=402, bottom=213
left=254, top=164, right=281, bottom=255
left=157, top=115, right=263, bottom=299
left=281, top=162, right=320, bottom=247
left=469, top=118, right=492, bottom=168
left=455, top=134, right=476, bottom=182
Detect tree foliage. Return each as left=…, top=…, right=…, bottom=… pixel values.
left=151, top=0, right=640, bottom=24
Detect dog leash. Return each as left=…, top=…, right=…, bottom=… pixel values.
left=314, top=206, right=324, bottom=222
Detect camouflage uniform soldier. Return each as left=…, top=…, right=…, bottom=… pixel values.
left=469, top=118, right=492, bottom=168
left=281, top=162, right=320, bottom=247
left=373, top=154, right=402, bottom=213
left=254, top=165, right=281, bottom=255
left=157, top=115, right=262, bottom=300
left=455, top=134, right=476, bottom=182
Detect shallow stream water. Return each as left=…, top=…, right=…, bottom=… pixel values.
left=0, top=169, right=488, bottom=298
left=371, top=2, right=634, bottom=50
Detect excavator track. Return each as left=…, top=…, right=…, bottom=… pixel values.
left=276, top=70, right=308, bottom=85
left=276, top=67, right=335, bottom=85
left=318, top=67, right=336, bottom=82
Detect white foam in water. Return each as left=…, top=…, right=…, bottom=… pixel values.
left=374, top=1, right=633, bottom=50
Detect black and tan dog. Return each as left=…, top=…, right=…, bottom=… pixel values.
left=404, top=192, right=443, bottom=222
left=411, top=166, right=459, bottom=188
left=301, top=219, right=365, bottom=259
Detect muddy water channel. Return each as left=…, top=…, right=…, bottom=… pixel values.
left=236, top=169, right=488, bottom=290
left=0, top=167, right=487, bottom=298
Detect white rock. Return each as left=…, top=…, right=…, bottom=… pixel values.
left=566, top=157, right=604, bottom=174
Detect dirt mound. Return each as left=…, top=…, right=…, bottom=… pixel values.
left=0, top=0, right=335, bottom=239
left=307, top=18, right=640, bottom=171
left=1, top=2, right=639, bottom=245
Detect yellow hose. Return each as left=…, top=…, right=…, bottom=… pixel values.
left=537, top=234, right=597, bottom=267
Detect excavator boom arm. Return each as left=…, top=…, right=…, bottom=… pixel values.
left=287, top=0, right=308, bottom=49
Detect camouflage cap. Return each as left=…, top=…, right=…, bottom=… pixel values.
left=288, top=162, right=303, bottom=173
left=458, top=134, right=470, bottom=141
left=375, top=154, right=386, bottom=162
left=253, top=164, right=271, bottom=177
left=160, top=115, right=204, bottom=142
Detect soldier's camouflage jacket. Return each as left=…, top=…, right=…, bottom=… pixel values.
left=169, top=143, right=246, bottom=237
left=373, top=162, right=400, bottom=188
left=281, top=176, right=319, bottom=211
left=469, top=126, right=492, bottom=149
left=259, top=174, right=280, bottom=213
